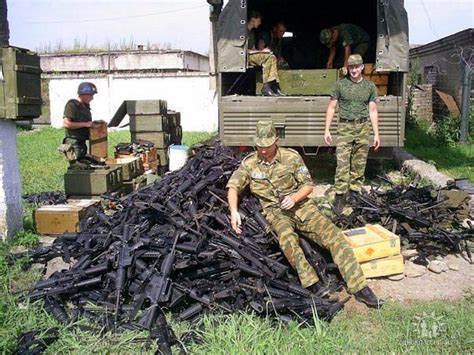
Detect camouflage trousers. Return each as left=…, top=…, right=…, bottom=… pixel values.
left=265, top=201, right=367, bottom=293
left=334, top=121, right=371, bottom=195
left=248, top=52, right=279, bottom=83
left=64, top=137, right=88, bottom=162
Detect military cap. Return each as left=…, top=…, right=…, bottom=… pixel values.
left=347, top=54, right=363, bottom=65
left=319, top=28, right=332, bottom=47
left=254, top=120, right=277, bottom=147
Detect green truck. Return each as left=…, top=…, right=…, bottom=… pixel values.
left=209, top=0, right=409, bottom=153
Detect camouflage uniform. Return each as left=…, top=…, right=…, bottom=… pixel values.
left=63, top=98, right=92, bottom=160
left=331, top=77, right=378, bottom=194
left=336, top=24, right=370, bottom=58
left=248, top=28, right=280, bottom=83
left=227, top=146, right=367, bottom=293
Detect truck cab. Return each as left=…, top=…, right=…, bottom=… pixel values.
left=210, top=0, right=409, bottom=151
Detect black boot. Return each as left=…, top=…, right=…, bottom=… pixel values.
left=354, top=286, right=384, bottom=308
left=261, top=82, right=275, bottom=96
left=308, top=281, right=330, bottom=298
left=271, top=81, right=284, bottom=96
left=333, top=194, right=344, bottom=214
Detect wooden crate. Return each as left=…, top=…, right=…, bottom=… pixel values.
left=343, top=224, right=400, bottom=263
left=114, top=148, right=158, bottom=165
left=122, top=175, right=147, bottom=194
left=363, top=63, right=389, bottom=96
left=34, top=200, right=98, bottom=235
left=360, top=254, right=404, bottom=278
left=106, top=156, right=144, bottom=181
left=64, top=166, right=123, bottom=196
left=131, top=132, right=170, bottom=149
left=143, top=160, right=159, bottom=172
left=89, top=125, right=108, bottom=158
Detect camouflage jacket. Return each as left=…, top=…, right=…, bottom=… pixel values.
left=226, top=147, right=314, bottom=212
left=336, top=23, right=369, bottom=48
left=331, top=77, right=377, bottom=120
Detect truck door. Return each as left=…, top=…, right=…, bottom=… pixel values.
left=216, top=0, right=247, bottom=73
left=376, top=0, right=409, bottom=72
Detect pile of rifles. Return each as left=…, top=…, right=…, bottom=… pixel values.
left=12, top=142, right=345, bottom=354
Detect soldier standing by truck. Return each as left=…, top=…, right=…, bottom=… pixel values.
left=319, top=23, right=370, bottom=73
left=247, top=11, right=283, bottom=96
left=324, top=54, right=380, bottom=213
left=227, top=120, right=384, bottom=308
left=61, top=82, right=106, bottom=167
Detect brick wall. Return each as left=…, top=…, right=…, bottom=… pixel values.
left=408, top=84, right=433, bottom=123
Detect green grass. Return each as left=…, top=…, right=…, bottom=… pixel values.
left=405, top=124, right=474, bottom=183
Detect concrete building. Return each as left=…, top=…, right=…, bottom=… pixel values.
left=40, top=49, right=218, bottom=132
left=409, top=29, right=473, bottom=106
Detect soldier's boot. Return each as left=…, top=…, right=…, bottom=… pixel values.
left=308, top=281, right=330, bottom=298
left=261, top=82, right=275, bottom=96
left=354, top=286, right=384, bottom=308
left=270, top=81, right=284, bottom=96
left=333, top=194, right=345, bottom=214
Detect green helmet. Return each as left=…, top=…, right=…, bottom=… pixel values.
left=319, top=28, right=332, bottom=47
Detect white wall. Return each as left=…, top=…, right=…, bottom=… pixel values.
left=49, top=73, right=218, bottom=132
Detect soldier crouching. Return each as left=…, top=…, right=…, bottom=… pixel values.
left=227, top=120, right=383, bottom=308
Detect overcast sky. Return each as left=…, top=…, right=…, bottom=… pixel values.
left=7, top=0, right=474, bottom=54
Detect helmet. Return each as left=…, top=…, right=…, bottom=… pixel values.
left=77, top=82, right=98, bottom=95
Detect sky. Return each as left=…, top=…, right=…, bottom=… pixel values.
left=7, top=0, right=474, bottom=54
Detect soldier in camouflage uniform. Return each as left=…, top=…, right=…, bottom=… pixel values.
left=227, top=120, right=383, bottom=307
left=319, top=24, right=370, bottom=73
left=324, top=54, right=380, bottom=213
left=63, top=82, right=106, bottom=166
left=247, top=11, right=283, bottom=96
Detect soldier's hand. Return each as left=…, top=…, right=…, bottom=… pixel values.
left=280, top=195, right=295, bottom=210
left=324, top=131, right=332, bottom=145
left=340, top=66, right=348, bottom=76
left=373, top=134, right=381, bottom=151
left=230, top=208, right=242, bottom=235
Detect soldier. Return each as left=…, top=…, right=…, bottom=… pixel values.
left=227, top=120, right=383, bottom=308
left=247, top=11, right=283, bottom=96
left=259, top=21, right=288, bottom=68
left=319, top=23, right=370, bottom=73
left=324, top=54, right=380, bottom=213
left=62, top=82, right=106, bottom=166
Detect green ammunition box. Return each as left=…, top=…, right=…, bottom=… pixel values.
left=169, top=125, right=183, bottom=145
left=256, top=69, right=339, bottom=96
left=126, top=100, right=167, bottom=115
left=0, top=46, right=42, bottom=119
left=122, top=174, right=147, bottom=194
left=106, top=157, right=144, bottom=181
left=64, top=166, right=123, bottom=196
left=129, top=114, right=169, bottom=132
left=166, top=111, right=181, bottom=127
left=131, top=132, right=170, bottom=149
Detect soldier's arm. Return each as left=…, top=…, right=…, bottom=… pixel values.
left=369, top=101, right=380, bottom=149
left=324, top=98, right=338, bottom=145
left=63, top=117, right=92, bottom=130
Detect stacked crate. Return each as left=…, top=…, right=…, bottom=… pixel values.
left=128, top=100, right=170, bottom=175
left=106, top=156, right=146, bottom=194
left=363, top=64, right=390, bottom=96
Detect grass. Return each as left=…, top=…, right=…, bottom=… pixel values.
left=405, top=123, right=474, bottom=183
left=4, top=127, right=472, bottom=352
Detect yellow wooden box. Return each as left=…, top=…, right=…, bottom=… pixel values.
left=360, top=254, right=404, bottom=278
left=343, top=224, right=400, bottom=263
left=34, top=200, right=98, bottom=235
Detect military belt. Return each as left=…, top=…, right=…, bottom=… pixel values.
left=339, top=117, right=368, bottom=123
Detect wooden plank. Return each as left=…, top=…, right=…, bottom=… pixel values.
left=89, top=125, right=108, bottom=158
left=360, top=254, right=404, bottom=278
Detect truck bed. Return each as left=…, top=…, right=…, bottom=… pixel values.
left=220, top=95, right=405, bottom=147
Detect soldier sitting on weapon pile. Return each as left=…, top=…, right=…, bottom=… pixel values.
left=226, top=121, right=384, bottom=308
left=247, top=11, right=284, bottom=96
left=60, top=82, right=107, bottom=168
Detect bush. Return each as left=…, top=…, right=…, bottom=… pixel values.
left=434, top=113, right=461, bottom=146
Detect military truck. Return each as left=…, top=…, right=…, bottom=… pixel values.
left=210, top=0, right=409, bottom=154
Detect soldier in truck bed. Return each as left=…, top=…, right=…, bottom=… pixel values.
left=247, top=11, right=284, bottom=96
left=62, top=82, right=106, bottom=166
left=319, top=23, right=370, bottom=73
left=257, top=21, right=289, bottom=68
